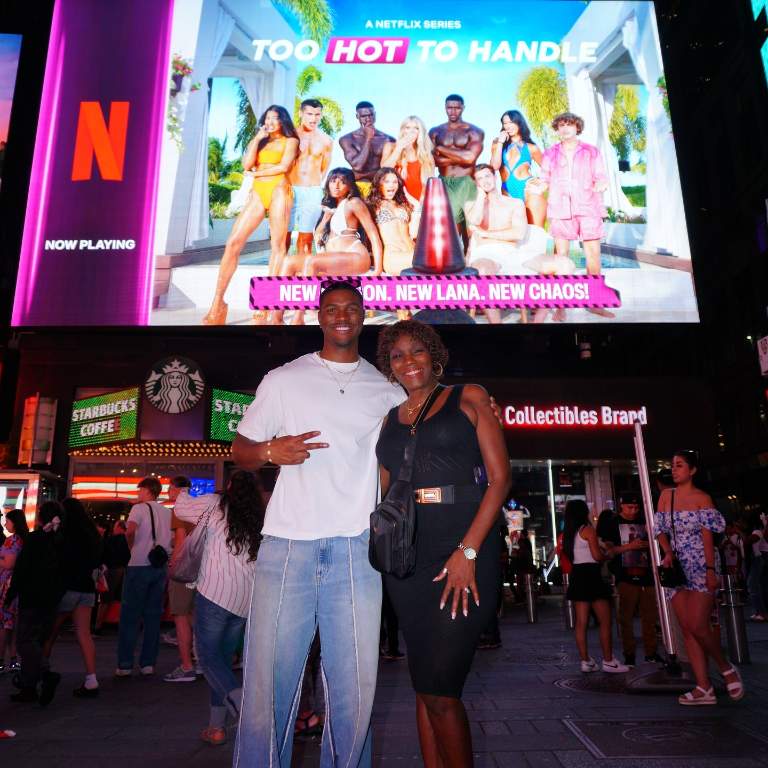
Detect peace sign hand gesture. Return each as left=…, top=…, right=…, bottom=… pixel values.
left=265, top=432, right=329, bottom=465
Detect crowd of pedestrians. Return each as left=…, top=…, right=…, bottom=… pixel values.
left=0, top=282, right=759, bottom=765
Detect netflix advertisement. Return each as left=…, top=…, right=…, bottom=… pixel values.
left=12, top=0, right=698, bottom=327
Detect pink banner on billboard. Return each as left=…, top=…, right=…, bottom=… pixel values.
left=11, top=0, right=173, bottom=326
left=250, top=275, right=622, bottom=311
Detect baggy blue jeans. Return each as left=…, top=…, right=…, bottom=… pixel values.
left=195, top=592, right=246, bottom=727
left=117, top=565, right=166, bottom=670
left=233, top=531, right=381, bottom=768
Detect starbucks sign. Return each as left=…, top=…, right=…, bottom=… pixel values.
left=144, top=357, right=205, bottom=414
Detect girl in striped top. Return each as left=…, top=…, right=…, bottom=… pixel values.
left=173, top=471, right=265, bottom=746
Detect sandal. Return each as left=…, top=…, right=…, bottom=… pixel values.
left=722, top=666, right=745, bottom=701
left=678, top=686, right=716, bottom=706
left=200, top=727, right=227, bottom=746
left=294, top=711, right=323, bottom=738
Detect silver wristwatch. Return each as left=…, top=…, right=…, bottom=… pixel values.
left=458, top=542, right=477, bottom=560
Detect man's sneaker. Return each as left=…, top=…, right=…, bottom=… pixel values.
left=645, top=653, right=664, bottom=664
left=624, top=653, right=636, bottom=668
left=163, top=666, right=197, bottom=683
left=39, top=671, right=61, bottom=707
left=114, top=667, right=132, bottom=677
left=580, top=658, right=599, bottom=673
left=73, top=684, right=99, bottom=698
left=602, top=658, right=630, bottom=674
left=140, top=666, right=155, bottom=676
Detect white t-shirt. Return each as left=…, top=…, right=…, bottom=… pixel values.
left=238, top=352, right=405, bottom=539
left=752, top=530, right=768, bottom=557
left=127, top=500, right=172, bottom=566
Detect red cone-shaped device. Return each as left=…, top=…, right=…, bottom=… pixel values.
left=411, top=177, right=467, bottom=274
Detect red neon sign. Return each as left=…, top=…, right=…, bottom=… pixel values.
left=504, top=405, right=648, bottom=429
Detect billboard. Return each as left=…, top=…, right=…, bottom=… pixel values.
left=0, top=33, right=22, bottom=189
left=209, top=387, right=255, bottom=442
left=12, top=0, right=698, bottom=326
left=68, top=388, right=140, bottom=448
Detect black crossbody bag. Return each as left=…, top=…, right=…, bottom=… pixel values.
left=657, top=491, right=686, bottom=588
left=369, top=386, right=442, bottom=579
left=146, top=503, right=169, bottom=569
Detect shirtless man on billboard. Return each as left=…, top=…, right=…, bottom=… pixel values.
left=288, top=99, right=332, bottom=260
left=339, top=101, right=394, bottom=196
left=429, top=94, right=484, bottom=239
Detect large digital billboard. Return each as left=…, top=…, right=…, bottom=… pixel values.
left=0, top=34, right=22, bottom=189
left=12, top=0, right=698, bottom=326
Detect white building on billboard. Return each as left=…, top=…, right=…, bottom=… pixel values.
left=561, top=1, right=690, bottom=260
left=153, top=0, right=297, bottom=259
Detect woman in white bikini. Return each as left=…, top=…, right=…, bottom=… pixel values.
left=304, top=167, right=383, bottom=278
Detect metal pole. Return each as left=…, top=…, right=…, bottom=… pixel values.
left=633, top=421, right=678, bottom=667
left=546, top=459, right=557, bottom=561
left=524, top=573, right=537, bottom=623
left=720, top=574, right=750, bottom=664
left=562, top=572, right=575, bottom=630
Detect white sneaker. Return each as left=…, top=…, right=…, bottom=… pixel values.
left=140, top=666, right=155, bottom=676
left=114, top=667, right=132, bottom=677
left=580, top=658, right=598, bottom=673
left=602, top=658, right=630, bottom=673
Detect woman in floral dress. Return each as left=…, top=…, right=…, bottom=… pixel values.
left=655, top=451, right=744, bottom=705
left=0, top=510, right=29, bottom=673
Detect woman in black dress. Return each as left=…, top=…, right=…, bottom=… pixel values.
left=376, top=320, right=511, bottom=768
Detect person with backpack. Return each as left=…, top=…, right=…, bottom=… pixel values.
left=115, top=477, right=171, bottom=677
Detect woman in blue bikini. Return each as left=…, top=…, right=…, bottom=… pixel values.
left=489, top=110, right=546, bottom=227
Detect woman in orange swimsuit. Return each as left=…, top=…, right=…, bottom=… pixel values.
left=381, top=116, right=435, bottom=236
left=203, top=105, right=298, bottom=325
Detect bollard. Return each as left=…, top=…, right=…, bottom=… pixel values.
left=562, top=573, right=575, bottom=630
left=524, top=573, right=538, bottom=624
left=720, top=574, right=750, bottom=664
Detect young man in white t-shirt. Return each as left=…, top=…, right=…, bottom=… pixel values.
left=116, top=476, right=172, bottom=676
left=232, top=280, right=405, bottom=767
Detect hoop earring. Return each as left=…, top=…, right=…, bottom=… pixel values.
left=388, top=373, right=399, bottom=386
left=433, top=362, right=444, bottom=379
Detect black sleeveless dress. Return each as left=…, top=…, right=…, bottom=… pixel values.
left=375, top=385, right=499, bottom=698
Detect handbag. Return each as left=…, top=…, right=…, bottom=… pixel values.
left=170, top=496, right=219, bottom=584
left=657, top=491, right=687, bottom=588
left=369, top=386, right=443, bottom=578
left=146, top=503, right=169, bottom=569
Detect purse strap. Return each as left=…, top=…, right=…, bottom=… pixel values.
left=146, top=502, right=157, bottom=546
left=397, top=385, right=443, bottom=484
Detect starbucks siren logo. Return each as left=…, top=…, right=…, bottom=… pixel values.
left=144, top=357, right=205, bottom=414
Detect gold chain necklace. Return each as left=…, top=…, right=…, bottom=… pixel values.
left=405, top=384, right=440, bottom=418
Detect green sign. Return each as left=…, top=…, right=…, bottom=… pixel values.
left=69, top=387, right=140, bottom=448
left=209, top=388, right=255, bottom=442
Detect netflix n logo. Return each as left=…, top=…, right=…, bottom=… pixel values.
left=71, top=101, right=130, bottom=181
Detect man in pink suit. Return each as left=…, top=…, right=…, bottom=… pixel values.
left=537, top=112, right=614, bottom=318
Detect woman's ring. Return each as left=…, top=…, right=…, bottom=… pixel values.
left=464, top=587, right=471, bottom=593
left=442, top=568, right=448, bottom=575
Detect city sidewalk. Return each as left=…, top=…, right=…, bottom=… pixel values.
left=1, top=596, right=767, bottom=767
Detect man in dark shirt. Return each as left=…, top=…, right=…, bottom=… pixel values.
left=598, top=493, right=660, bottom=666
